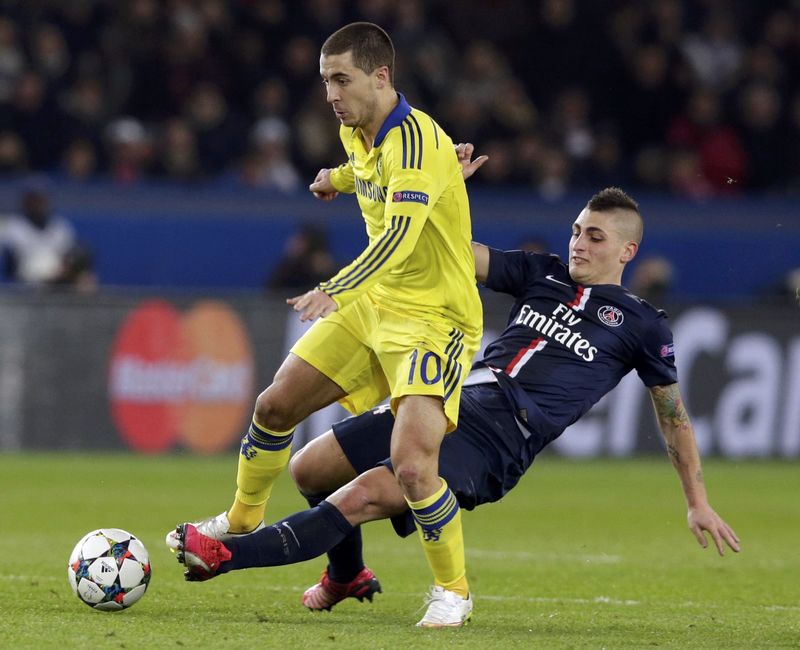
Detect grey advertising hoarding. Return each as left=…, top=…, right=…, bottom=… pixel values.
left=0, top=291, right=797, bottom=457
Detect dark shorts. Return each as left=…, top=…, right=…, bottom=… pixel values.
left=332, top=383, right=537, bottom=537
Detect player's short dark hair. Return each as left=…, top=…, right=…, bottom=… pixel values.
left=322, top=22, right=395, bottom=83
left=587, top=187, right=643, bottom=243
left=587, top=187, right=640, bottom=215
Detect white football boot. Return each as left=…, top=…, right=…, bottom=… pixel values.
left=416, top=585, right=473, bottom=628
left=165, top=511, right=264, bottom=551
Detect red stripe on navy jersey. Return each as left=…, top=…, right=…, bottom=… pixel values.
left=567, top=286, right=584, bottom=309
left=506, top=337, right=547, bottom=378
left=567, top=286, right=591, bottom=311
left=567, top=285, right=583, bottom=309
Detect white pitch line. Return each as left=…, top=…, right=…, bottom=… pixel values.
left=479, top=594, right=640, bottom=606
left=467, top=548, right=622, bottom=564
left=384, top=592, right=800, bottom=613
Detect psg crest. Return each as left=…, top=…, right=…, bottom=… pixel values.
left=597, top=305, right=624, bottom=327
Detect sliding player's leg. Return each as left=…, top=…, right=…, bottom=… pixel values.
left=174, top=464, right=406, bottom=581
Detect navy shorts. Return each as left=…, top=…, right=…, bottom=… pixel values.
left=332, top=383, right=538, bottom=537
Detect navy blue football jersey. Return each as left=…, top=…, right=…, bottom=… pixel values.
left=477, top=248, right=678, bottom=443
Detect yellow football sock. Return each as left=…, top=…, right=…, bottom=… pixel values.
left=407, top=479, right=469, bottom=598
left=228, top=419, right=294, bottom=532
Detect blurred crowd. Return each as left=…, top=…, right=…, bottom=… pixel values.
left=0, top=0, right=799, bottom=198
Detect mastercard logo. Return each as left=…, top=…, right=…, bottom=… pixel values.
left=108, top=300, right=255, bottom=453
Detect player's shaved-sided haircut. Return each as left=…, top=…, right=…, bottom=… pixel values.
left=587, top=187, right=643, bottom=244
left=322, top=22, right=395, bottom=83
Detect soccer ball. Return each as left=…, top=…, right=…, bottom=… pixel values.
left=67, top=528, right=151, bottom=611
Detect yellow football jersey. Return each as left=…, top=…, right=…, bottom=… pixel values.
left=322, top=93, right=482, bottom=335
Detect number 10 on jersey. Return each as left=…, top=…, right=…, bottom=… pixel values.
left=407, top=349, right=442, bottom=385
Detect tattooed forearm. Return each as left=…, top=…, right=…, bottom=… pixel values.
left=667, top=443, right=680, bottom=463
left=650, top=384, right=696, bottom=468
left=650, top=383, right=708, bottom=504
left=650, top=384, right=691, bottom=433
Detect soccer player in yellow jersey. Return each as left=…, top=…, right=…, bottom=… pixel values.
left=168, top=22, right=482, bottom=627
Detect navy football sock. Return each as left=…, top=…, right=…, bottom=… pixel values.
left=220, top=501, right=354, bottom=573
left=305, top=494, right=365, bottom=583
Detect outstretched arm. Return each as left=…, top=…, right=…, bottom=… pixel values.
left=649, top=383, right=740, bottom=556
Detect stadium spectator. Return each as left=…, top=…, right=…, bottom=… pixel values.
left=629, top=255, right=676, bottom=304
left=666, top=87, right=747, bottom=193
left=515, top=131, right=546, bottom=185
left=536, top=145, right=572, bottom=202
left=552, top=87, right=595, bottom=166
left=239, top=116, right=300, bottom=192
left=439, top=88, right=491, bottom=153
left=737, top=82, right=790, bottom=190
left=666, top=147, right=714, bottom=199
left=152, top=118, right=201, bottom=183
left=473, top=139, right=514, bottom=186
left=788, top=92, right=800, bottom=192
left=574, top=127, right=630, bottom=190
left=266, top=223, right=336, bottom=292
left=524, top=0, right=597, bottom=102
left=489, top=78, right=538, bottom=136
left=60, top=138, right=98, bottom=181
left=184, top=83, right=246, bottom=176
left=634, top=146, right=669, bottom=191
left=60, top=77, right=110, bottom=153
left=281, top=35, right=320, bottom=107
left=251, top=78, right=290, bottom=122
left=681, top=10, right=743, bottom=91
left=30, top=23, right=71, bottom=93
left=104, top=117, right=152, bottom=184
left=8, top=70, right=60, bottom=170
left=291, top=98, right=341, bottom=172
left=0, top=177, right=95, bottom=289
left=0, top=131, right=28, bottom=173
left=0, top=16, right=24, bottom=104
left=617, top=43, right=685, bottom=156
left=397, top=7, right=456, bottom=108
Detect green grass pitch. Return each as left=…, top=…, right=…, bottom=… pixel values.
left=1, top=453, right=798, bottom=649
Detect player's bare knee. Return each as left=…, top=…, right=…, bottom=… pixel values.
left=393, top=461, right=424, bottom=492
left=288, top=447, right=316, bottom=495
left=253, top=389, right=296, bottom=432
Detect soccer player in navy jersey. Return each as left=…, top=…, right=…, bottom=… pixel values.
left=173, top=186, right=739, bottom=625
